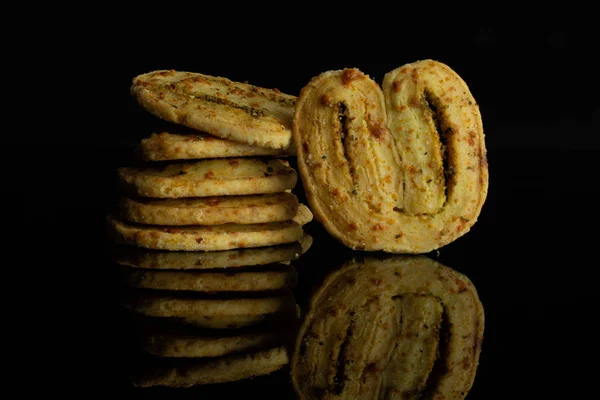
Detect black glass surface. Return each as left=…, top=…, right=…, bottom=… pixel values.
left=24, top=27, right=597, bottom=398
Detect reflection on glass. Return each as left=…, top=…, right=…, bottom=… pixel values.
left=291, top=255, right=484, bottom=400
left=113, top=234, right=312, bottom=270
left=117, top=236, right=312, bottom=389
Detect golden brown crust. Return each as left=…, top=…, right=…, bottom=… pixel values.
left=119, top=192, right=299, bottom=226
left=291, top=256, right=484, bottom=400
left=293, top=60, right=488, bottom=253
left=131, top=70, right=296, bottom=149
left=118, top=158, right=297, bottom=199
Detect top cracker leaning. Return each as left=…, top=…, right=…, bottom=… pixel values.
left=131, top=70, right=296, bottom=150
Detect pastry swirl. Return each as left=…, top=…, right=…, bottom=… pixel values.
left=293, top=60, right=488, bottom=253
left=291, top=255, right=484, bottom=400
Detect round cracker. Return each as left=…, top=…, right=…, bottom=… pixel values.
left=120, top=192, right=299, bottom=226
left=107, top=215, right=304, bottom=251
left=118, top=158, right=297, bottom=198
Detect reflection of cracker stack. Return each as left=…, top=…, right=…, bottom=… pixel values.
left=132, top=345, right=290, bottom=388
left=114, top=70, right=314, bottom=388
left=118, top=247, right=303, bottom=387
left=128, top=306, right=294, bottom=388
left=112, top=234, right=312, bottom=270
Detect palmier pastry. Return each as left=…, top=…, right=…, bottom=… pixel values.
left=293, top=60, right=488, bottom=253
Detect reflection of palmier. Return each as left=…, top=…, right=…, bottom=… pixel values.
left=293, top=60, right=488, bottom=253
left=291, top=256, right=484, bottom=399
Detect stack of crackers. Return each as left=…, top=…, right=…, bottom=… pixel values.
left=109, top=70, right=313, bottom=388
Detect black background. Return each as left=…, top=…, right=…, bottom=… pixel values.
left=24, top=24, right=599, bottom=398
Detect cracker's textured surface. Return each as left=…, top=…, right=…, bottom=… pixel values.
left=133, top=346, right=289, bottom=388
left=293, top=60, right=488, bottom=253
left=120, top=192, right=299, bottom=225
left=131, top=70, right=296, bottom=149
left=291, top=256, right=484, bottom=400
left=142, top=327, right=286, bottom=358
left=122, top=264, right=298, bottom=292
left=118, top=158, right=297, bottom=199
left=122, top=289, right=296, bottom=319
left=118, top=158, right=298, bottom=198
left=112, top=241, right=304, bottom=270
left=107, top=216, right=304, bottom=251
left=138, top=129, right=295, bottom=161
